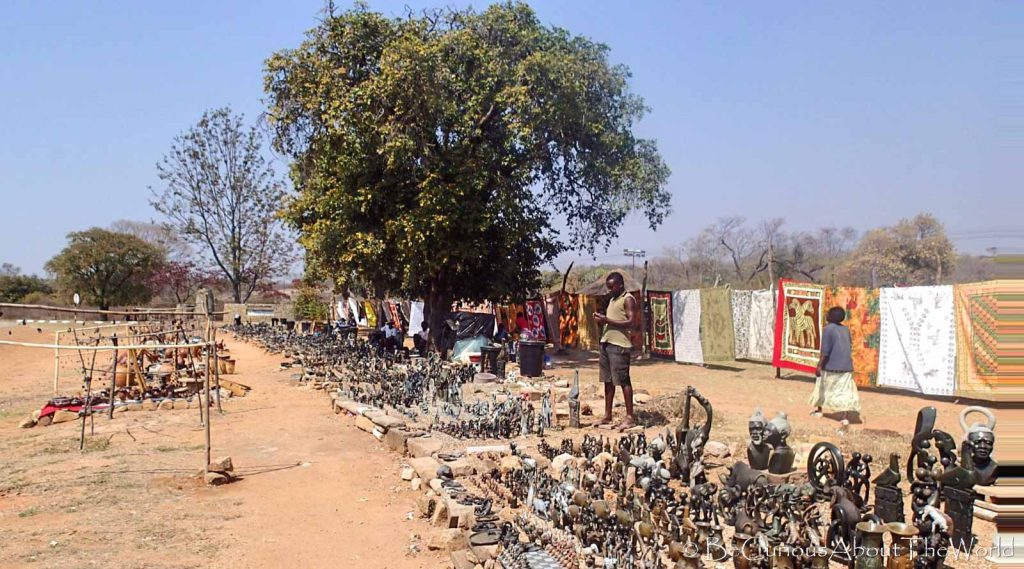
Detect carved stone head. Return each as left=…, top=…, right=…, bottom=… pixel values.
left=748, top=408, right=767, bottom=447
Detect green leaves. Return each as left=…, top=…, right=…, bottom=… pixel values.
left=265, top=1, right=670, bottom=302
left=44, top=228, right=164, bottom=309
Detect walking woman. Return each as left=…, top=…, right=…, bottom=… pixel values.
left=809, top=306, right=861, bottom=428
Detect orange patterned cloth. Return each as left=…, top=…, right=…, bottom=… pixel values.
left=558, top=293, right=579, bottom=349
left=824, top=287, right=881, bottom=387
left=954, top=280, right=1024, bottom=398
left=576, top=294, right=601, bottom=351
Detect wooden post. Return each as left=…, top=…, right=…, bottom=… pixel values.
left=203, top=317, right=212, bottom=472
left=53, top=330, right=60, bottom=395
left=212, top=324, right=222, bottom=413
left=108, top=335, right=118, bottom=419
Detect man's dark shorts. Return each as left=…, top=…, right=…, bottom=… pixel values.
left=599, top=342, right=631, bottom=387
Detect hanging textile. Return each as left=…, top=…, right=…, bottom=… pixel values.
left=731, top=291, right=753, bottom=360
left=559, top=293, right=579, bottom=349
left=772, top=281, right=826, bottom=373
left=672, top=290, right=703, bottom=365
left=363, top=300, right=378, bottom=328
left=747, top=290, right=776, bottom=362
left=700, top=288, right=736, bottom=362
left=522, top=299, right=547, bottom=341
left=647, top=291, right=674, bottom=359
left=384, top=301, right=404, bottom=330
left=824, top=287, right=881, bottom=387
left=407, top=301, right=425, bottom=337
left=954, top=282, right=998, bottom=397
left=544, top=294, right=561, bottom=348
left=576, top=295, right=601, bottom=351
left=878, top=286, right=956, bottom=396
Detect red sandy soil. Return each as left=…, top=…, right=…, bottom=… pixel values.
left=0, top=321, right=1000, bottom=568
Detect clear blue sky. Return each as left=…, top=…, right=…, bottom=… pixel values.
left=1, top=1, right=1020, bottom=276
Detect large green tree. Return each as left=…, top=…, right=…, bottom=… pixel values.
left=264, top=2, right=671, bottom=345
left=45, top=228, right=164, bottom=313
left=841, top=213, right=956, bottom=286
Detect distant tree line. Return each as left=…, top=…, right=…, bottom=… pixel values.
left=542, top=214, right=995, bottom=292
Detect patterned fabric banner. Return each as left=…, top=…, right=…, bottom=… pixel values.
left=824, top=287, right=881, bottom=387
left=576, top=295, right=602, bottom=351
left=672, top=290, right=703, bottom=364
left=559, top=293, right=579, bottom=349
left=523, top=299, right=547, bottom=341
left=731, top=290, right=753, bottom=360
left=647, top=291, right=674, bottom=359
left=700, top=288, right=735, bottom=362
left=747, top=290, right=776, bottom=362
left=384, top=300, right=404, bottom=330
left=772, top=281, right=826, bottom=373
left=953, top=281, right=1016, bottom=398
left=363, top=300, right=378, bottom=328
left=878, top=286, right=956, bottom=396
left=544, top=294, right=561, bottom=348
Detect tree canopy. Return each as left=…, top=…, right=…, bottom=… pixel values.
left=0, top=264, right=53, bottom=303
left=264, top=2, right=670, bottom=342
left=151, top=108, right=294, bottom=303
left=44, top=228, right=164, bottom=310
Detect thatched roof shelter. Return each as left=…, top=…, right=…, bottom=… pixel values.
left=575, top=270, right=643, bottom=295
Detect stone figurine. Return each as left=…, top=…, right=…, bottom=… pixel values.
left=960, top=405, right=997, bottom=486
left=746, top=408, right=796, bottom=474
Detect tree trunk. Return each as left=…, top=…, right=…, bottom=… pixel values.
left=426, top=285, right=452, bottom=359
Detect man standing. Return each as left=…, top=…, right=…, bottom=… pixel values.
left=594, top=272, right=638, bottom=430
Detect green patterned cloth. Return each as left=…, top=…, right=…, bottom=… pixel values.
left=700, top=288, right=736, bottom=362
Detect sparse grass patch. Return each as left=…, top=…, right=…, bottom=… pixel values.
left=17, top=507, right=41, bottom=518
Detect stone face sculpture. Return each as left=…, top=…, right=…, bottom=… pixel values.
left=746, top=409, right=770, bottom=470
left=960, top=406, right=997, bottom=486
left=746, top=408, right=795, bottom=474
left=765, top=411, right=795, bottom=475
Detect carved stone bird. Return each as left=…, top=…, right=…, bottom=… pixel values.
left=873, top=453, right=902, bottom=487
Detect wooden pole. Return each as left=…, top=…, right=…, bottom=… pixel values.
left=108, top=335, right=118, bottom=419
left=53, top=330, right=60, bottom=395
left=204, top=316, right=212, bottom=472
left=213, top=326, right=222, bottom=414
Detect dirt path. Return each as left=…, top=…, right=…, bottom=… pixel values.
left=0, top=324, right=443, bottom=569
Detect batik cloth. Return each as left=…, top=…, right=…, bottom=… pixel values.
left=824, top=287, right=881, bottom=387
left=384, top=300, right=404, bottom=330
left=747, top=290, right=776, bottom=363
left=953, top=281, right=1023, bottom=398
left=700, top=288, right=736, bottom=362
left=522, top=299, right=547, bottom=341
left=808, top=371, right=861, bottom=412
left=731, top=290, right=753, bottom=360
left=543, top=295, right=561, bottom=348
left=877, top=286, right=956, bottom=396
left=772, top=281, right=826, bottom=373
left=559, top=293, right=579, bottom=349
left=576, top=295, right=602, bottom=351
left=406, top=301, right=425, bottom=337
left=647, top=291, right=675, bottom=359
left=363, top=300, right=378, bottom=328
left=672, top=290, right=703, bottom=364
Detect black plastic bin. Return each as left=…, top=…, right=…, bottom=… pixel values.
left=480, top=345, right=501, bottom=375
left=518, top=340, right=545, bottom=377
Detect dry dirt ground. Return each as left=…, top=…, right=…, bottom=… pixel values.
left=0, top=322, right=1000, bottom=568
